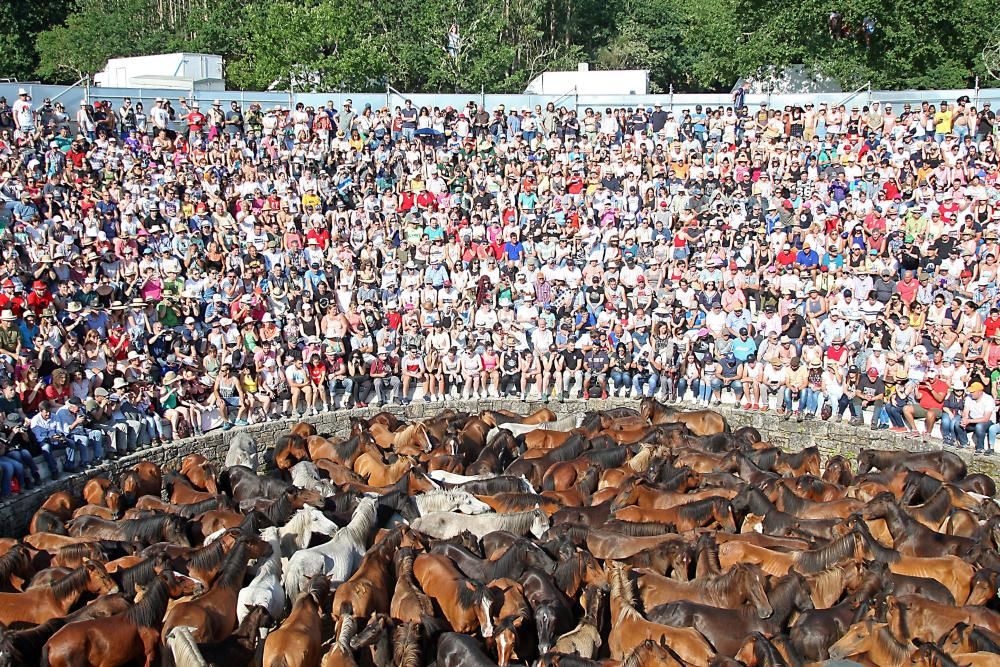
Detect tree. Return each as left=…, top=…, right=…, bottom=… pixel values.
left=0, top=1, right=71, bottom=80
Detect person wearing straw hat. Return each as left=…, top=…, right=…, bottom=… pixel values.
left=0, top=309, right=21, bottom=362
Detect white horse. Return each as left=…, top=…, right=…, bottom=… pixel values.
left=428, top=470, right=486, bottom=484
left=411, top=508, right=550, bottom=540
left=413, top=489, right=492, bottom=516
left=282, top=497, right=378, bottom=602
left=225, top=431, right=259, bottom=470
left=164, top=626, right=208, bottom=667
left=273, top=506, right=340, bottom=557
left=289, top=461, right=338, bottom=497
left=237, top=527, right=285, bottom=628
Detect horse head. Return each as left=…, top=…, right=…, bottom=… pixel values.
left=83, top=558, right=120, bottom=596
left=457, top=494, right=492, bottom=516
left=350, top=612, right=391, bottom=651
left=529, top=508, right=551, bottom=540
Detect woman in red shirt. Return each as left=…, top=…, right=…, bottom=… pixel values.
left=306, top=353, right=328, bottom=414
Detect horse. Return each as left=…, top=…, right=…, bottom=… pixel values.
left=639, top=398, right=728, bottom=435
left=0, top=559, right=118, bottom=625
left=262, top=580, right=328, bottom=667
left=413, top=489, right=492, bottom=516
left=886, top=594, right=1000, bottom=643
left=319, top=613, right=360, bottom=667
left=66, top=513, right=192, bottom=548
left=637, top=562, right=772, bottom=616
left=161, top=534, right=273, bottom=643
left=331, top=527, right=405, bottom=618
left=646, top=570, right=814, bottom=657
left=180, top=453, right=219, bottom=493
left=411, top=508, right=550, bottom=541
left=860, top=492, right=975, bottom=558
left=412, top=553, right=494, bottom=635
left=827, top=619, right=914, bottom=666
left=937, top=621, right=1000, bottom=655
left=225, top=431, right=259, bottom=470
left=41, top=570, right=196, bottom=667
left=605, top=562, right=714, bottom=665
left=283, top=497, right=378, bottom=602
left=436, top=631, right=500, bottom=667
left=856, top=448, right=967, bottom=482
left=236, top=527, right=285, bottom=625
left=166, top=605, right=273, bottom=667
left=390, top=547, right=435, bottom=625
left=615, top=496, right=737, bottom=532
left=551, top=584, right=605, bottom=659
left=349, top=612, right=394, bottom=667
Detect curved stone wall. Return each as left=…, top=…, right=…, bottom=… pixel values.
left=1, top=398, right=996, bottom=535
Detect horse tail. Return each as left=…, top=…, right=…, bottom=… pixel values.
left=541, top=472, right=557, bottom=492
left=420, top=614, right=449, bottom=640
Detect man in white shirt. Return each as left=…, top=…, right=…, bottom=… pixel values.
left=12, top=89, right=33, bottom=136
left=960, top=381, right=995, bottom=452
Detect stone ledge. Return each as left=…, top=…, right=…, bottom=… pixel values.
left=0, top=398, right=994, bottom=536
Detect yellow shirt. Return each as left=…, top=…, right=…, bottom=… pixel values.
left=302, top=192, right=320, bottom=209
left=934, top=111, right=952, bottom=133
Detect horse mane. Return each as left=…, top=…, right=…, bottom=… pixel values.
left=490, top=493, right=551, bottom=512
left=0, top=545, right=29, bottom=584
left=767, top=571, right=807, bottom=614
left=393, top=622, right=421, bottom=667
left=678, top=496, right=728, bottom=522
left=458, top=476, right=530, bottom=495
left=583, top=447, right=629, bottom=468
left=873, top=623, right=913, bottom=665
left=125, top=574, right=172, bottom=627
left=852, top=519, right=901, bottom=563
left=776, top=484, right=806, bottom=514
left=119, top=555, right=163, bottom=597
left=215, top=539, right=251, bottom=590
left=456, top=578, right=486, bottom=609
left=966, top=624, right=1000, bottom=653
left=344, top=498, right=378, bottom=545
left=177, top=496, right=224, bottom=518
left=577, top=413, right=605, bottom=433
left=261, top=491, right=294, bottom=526
left=120, top=514, right=181, bottom=543
left=603, top=519, right=676, bottom=537
left=486, top=542, right=534, bottom=580
left=51, top=565, right=93, bottom=601
left=914, top=486, right=954, bottom=522
left=188, top=533, right=230, bottom=572
left=334, top=434, right=366, bottom=461
left=165, top=626, right=205, bottom=665
left=546, top=437, right=586, bottom=463
left=702, top=563, right=753, bottom=594
left=796, top=530, right=860, bottom=573
left=751, top=448, right=779, bottom=471
left=609, top=565, right=643, bottom=618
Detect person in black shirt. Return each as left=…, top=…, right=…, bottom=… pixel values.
left=855, top=367, right=886, bottom=429
left=561, top=344, right=584, bottom=399
left=583, top=345, right=610, bottom=398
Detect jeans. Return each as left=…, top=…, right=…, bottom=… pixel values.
left=712, top=378, right=744, bottom=401
left=837, top=395, right=860, bottom=418
left=609, top=370, right=631, bottom=392
left=68, top=429, right=105, bottom=465
left=801, top=388, right=820, bottom=414
left=885, top=405, right=906, bottom=428
left=989, top=423, right=1000, bottom=449
left=632, top=372, right=660, bottom=397
left=328, top=377, right=354, bottom=403
left=698, top=379, right=713, bottom=402
left=940, top=413, right=962, bottom=443
left=42, top=438, right=84, bottom=473
left=373, top=376, right=401, bottom=402
left=0, top=452, right=29, bottom=496
left=956, top=421, right=991, bottom=451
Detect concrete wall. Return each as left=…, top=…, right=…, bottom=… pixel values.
left=1, top=399, right=995, bottom=536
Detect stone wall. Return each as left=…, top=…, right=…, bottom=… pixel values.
left=1, top=398, right=995, bottom=536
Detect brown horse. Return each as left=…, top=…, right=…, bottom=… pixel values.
left=637, top=562, right=772, bottom=616
left=122, top=461, right=162, bottom=499
left=179, top=453, right=219, bottom=493
left=614, top=497, right=737, bottom=532
left=390, top=547, right=435, bottom=624
left=412, top=553, right=493, bottom=635
left=161, top=535, right=272, bottom=642
left=332, top=528, right=403, bottom=618
left=886, top=594, right=1000, bottom=643
left=0, top=559, right=118, bottom=625
left=606, top=562, right=713, bottom=665
left=639, top=398, right=728, bottom=435
left=353, top=451, right=414, bottom=487
left=262, top=586, right=326, bottom=667
left=308, top=432, right=379, bottom=468
left=42, top=570, right=193, bottom=667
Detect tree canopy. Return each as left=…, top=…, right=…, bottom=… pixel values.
left=5, top=0, right=999, bottom=93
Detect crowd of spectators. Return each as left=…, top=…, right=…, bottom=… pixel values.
left=0, top=85, right=996, bottom=497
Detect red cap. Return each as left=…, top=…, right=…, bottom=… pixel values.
left=32, top=280, right=46, bottom=290
left=1, top=279, right=13, bottom=288
left=867, top=367, right=878, bottom=377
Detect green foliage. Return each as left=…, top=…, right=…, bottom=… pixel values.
left=21, top=0, right=1000, bottom=91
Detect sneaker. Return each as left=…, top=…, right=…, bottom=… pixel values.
left=234, top=419, right=248, bottom=426
left=222, top=422, right=233, bottom=431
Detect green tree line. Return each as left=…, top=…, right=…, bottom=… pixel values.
left=4, top=0, right=999, bottom=93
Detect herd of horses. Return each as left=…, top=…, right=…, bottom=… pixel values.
left=1, top=398, right=1000, bottom=665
